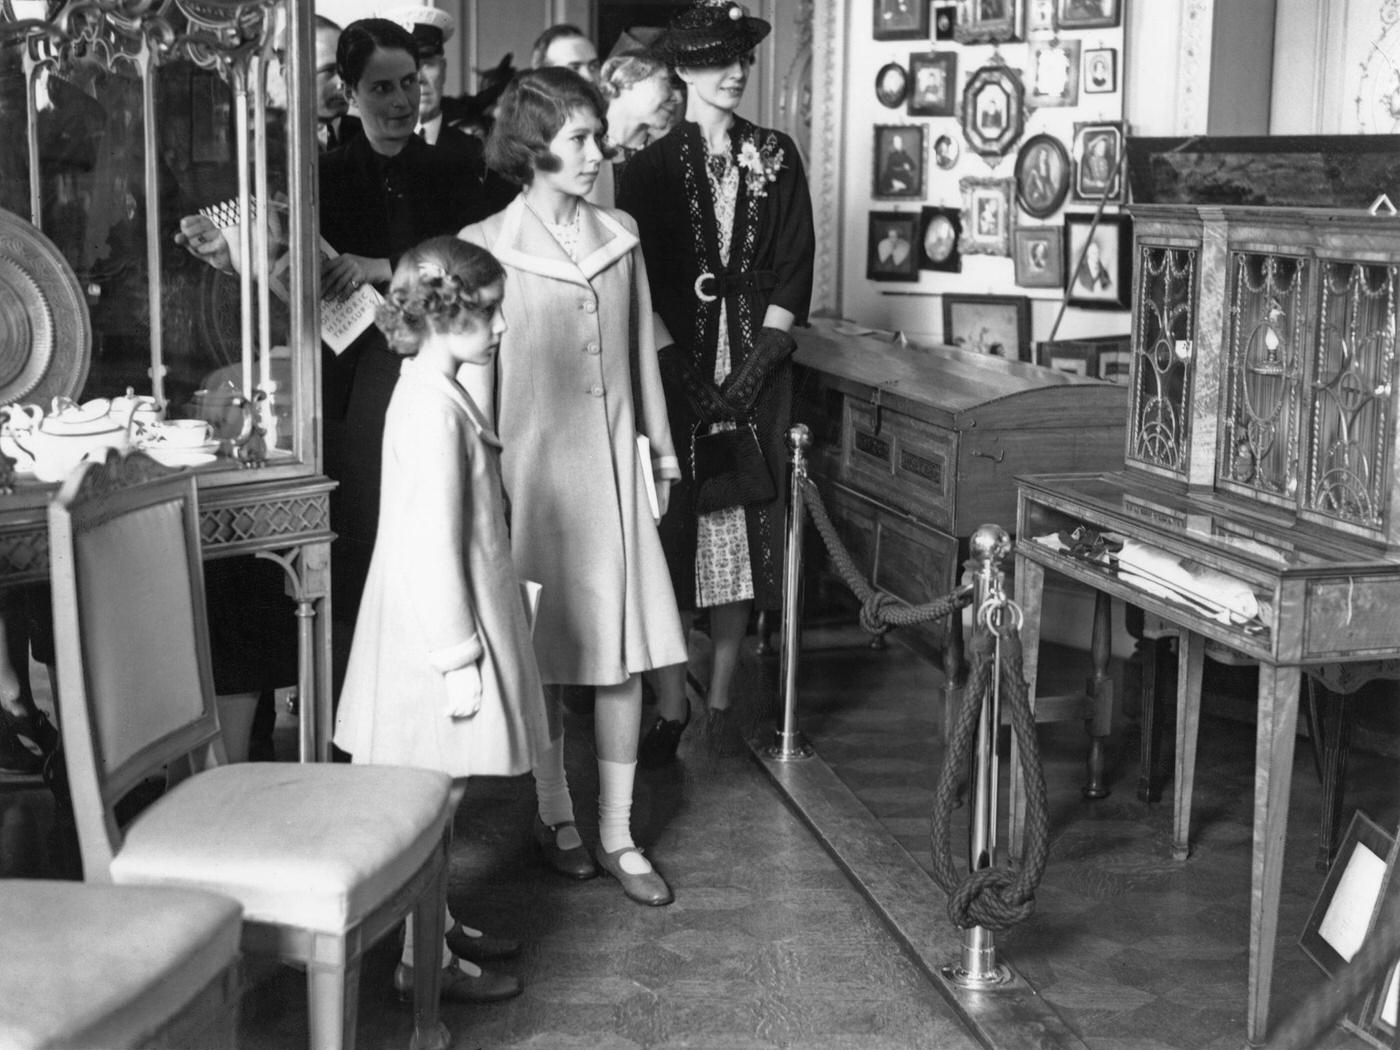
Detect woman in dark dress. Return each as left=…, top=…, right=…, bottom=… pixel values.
left=617, top=0, right=814, bottom=762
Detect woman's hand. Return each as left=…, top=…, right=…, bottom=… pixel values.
left=656, top=478, right=672, bottom=518
left=321, top=253, right=388, bottom=301
left=175, top=215, right=234, bottom=274
left=444, top=662, right=483, bottom=719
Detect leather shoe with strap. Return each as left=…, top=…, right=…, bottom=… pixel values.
left=594, top=844, right=674, bottom=906
left=393, top=955, right=522, bottom=1005
left=533, top=816, right=598, bottom=880
left=445, top=923, right=520, bottom=963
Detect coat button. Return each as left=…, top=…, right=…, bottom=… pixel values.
left=589, top=384, right=604, bottom=396
left=582, top=299, right=597, bottom=314
left=584, top=341, right=600, bottom=355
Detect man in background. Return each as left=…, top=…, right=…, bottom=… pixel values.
left=531, top=23, right=600, bottom=83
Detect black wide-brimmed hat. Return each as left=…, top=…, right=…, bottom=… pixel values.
left=656, top=0, right=771, bottom=68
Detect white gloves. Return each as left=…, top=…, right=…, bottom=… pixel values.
left=444, top=662, right=483, bottom=719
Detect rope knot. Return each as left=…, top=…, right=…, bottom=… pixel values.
left=858, top=591, right=898, bottom=635
left=947, top=867, right=1036, bottom=931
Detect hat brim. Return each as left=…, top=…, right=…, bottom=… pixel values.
left=657, top=16, right=770, bottom=68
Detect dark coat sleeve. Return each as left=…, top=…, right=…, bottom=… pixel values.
left=763, top=132, right=815, bottom=326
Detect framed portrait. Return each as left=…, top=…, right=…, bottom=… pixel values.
left=933, top=133, right=961, bottom=170
left=867, top=211, right=921, bottom=282
left=961, top=62, right=1026, bottom=161
left=919, top=206, right=962, bottom=272
left=1301, top=812, right=1395, bottom=978
left=1072, top=121, right=1125, bottom=202
left=1083, top=47, right=1117, bottom=94
left=956, top=0, right=1021, bottom=44
left=933, top=3, right=957, bottom=40
left=873, top=124, right=926, bottom=200
left=908, top=52, right=957, bottom=117
left=959, top=176, right=1014, bottom=256
left=1014, top=133, right=1070, bottom=218
left=1055, top=0, right=1121, bottom=30
left=942, top=293, right=1031, bottom=360
left=1026, top=0, right=1055, bottom=32
left=876, top=63, right=909, bottom=109
left=1012, top=226, right=1063, bottom=288
left=1064, top=213, right=1132, bottom=309
left=1028, top=39, right=1080, bottom=108
left=874, top=0, right=929, bottom=40
left=1037, top=334, right=1130, bottom=378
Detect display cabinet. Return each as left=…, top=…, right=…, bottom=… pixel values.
left=0, top=0, right=333, bottom=759
left=1013, top=205, right=1400, bottom=1044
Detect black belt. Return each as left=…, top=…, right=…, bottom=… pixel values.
left=693, top=269, right=779, bottom=303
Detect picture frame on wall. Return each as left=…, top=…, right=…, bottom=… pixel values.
left=908, top=52, right=958, bottom=117
left=961, top=62, right=1026, bottom=161
left=1026, top=0, right=1055, bottom=32
left=1055, top=0, right=1121, bottom=30
left=1028, top=39, right=1080, bottom=108
left=874, top=124, right=926, bottom=199
left=1012, top=226, right=1064, bottom=288
left=934, top=133, right=961, bottom=170
left=956, top=0, right=1021, bottom=44
left=874, top=0, right=929, bottom=40
left=1014, top=133, right=1071, bottom=217
left=1083, top=47, right=1117, bottom=94
left=942, top=293, right=1032, bottom=360
left=876, top=62, right=909, bottom=109
left=867, top=211, right=921, bottom=281
left=1065, top=213, right=1132, bottom=309
left=920, top=206, right=962, bottom=272
left=959, top=176, right=1015, bottom=256
left=1072, top=120, right=1125, bottom=202
left=933, top=3, right=957, bottom=40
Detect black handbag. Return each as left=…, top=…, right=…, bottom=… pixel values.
left=690, top=422, right=776, bottom=514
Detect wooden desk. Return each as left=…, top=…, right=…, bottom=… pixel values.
left=1013, top=470, right=1400, bottom=1045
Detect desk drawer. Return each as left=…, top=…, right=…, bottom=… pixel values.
left=844, top=401, right=955, bottom=531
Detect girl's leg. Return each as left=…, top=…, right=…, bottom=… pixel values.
left=532, top=685, right=596, bottom=877
left=706, top=600, right=752, bottom=712
left=649, top=613, right=693, bottom=723
left=594, top=677, right=672, bottom=903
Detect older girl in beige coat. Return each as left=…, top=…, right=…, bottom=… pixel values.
left=459, top=68, right=686, bottom=907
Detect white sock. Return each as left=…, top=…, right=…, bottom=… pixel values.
left=534, top=735, right=582, bottom=849
left=598, top=758, right=651, bottom=875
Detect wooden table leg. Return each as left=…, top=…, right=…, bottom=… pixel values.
left=1082, top=591, right=1114, bottom=799
left=1308, top=678, right=1354, bottom=873
left=1137, top=631, right=1171, bottom=803
left=1009, top=553, right=1045, bottom=864
left=1171, top=631, right=1204, bottom=862
left=1246, top=664, right=1300, bottom=1046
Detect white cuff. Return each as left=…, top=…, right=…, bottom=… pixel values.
left=428, top=633, right=482, bottom=673
left=655, top=454, right=680, bottom=480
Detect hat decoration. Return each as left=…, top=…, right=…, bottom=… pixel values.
left=378, top=4, right=455, bottom=57
left=656, top=0, right=771, bottom=68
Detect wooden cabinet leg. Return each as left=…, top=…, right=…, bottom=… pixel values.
left=1137, top=634, right=1172, bottom=803
left=1171, top=631, right=1204, bottom=862
left=1308, top=677, right=1354, bottom=873
left=1246, top=664, right=1301, bottom=1046
left=1082, top=591, right=1114, bottom=799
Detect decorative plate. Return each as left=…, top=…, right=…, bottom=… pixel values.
left=0, top=207, right=91, bottom=406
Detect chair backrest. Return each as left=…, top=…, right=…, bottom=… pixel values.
left=48, top=450, right=226, bottom=878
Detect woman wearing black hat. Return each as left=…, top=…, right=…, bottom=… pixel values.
left=617, top=0, right=814, bottom=763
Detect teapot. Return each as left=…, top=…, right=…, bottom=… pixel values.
left=110, top=388, right=164, bottom=432
left=10, top=396, right=132, bottom=483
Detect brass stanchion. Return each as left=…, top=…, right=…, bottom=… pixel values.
left=947, top=524, right=1014, bottom=987
left=765, top=424, right=814, bottom=761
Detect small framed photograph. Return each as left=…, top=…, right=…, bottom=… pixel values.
left=867, top=211, right=921, bottom=281
left=1014, top=133, right=1071, bottom=218
left=920, top=206, right=962, bottom=272
left=959, top=176, right=1015, bottom=256
left=933, top=133, right=961, bottom=170
left=933, top=3, right=957, bottom=40
left=1028, top=39, right=1080, bottom=108
left=1039, top=335, right=1130, bottom=378
left=956, top=0, right=1021, bottom=44
left=961, top=62, right=1026, bottom=161
left=1083, top=47, right=1117, bottom=94
left=1354, top=959, right=1399, bottom=1047
left=1055, top=0, right=1121, bottom=30
left=874, top=0, right=929, bottom=40
left=876, top=63, right=909, bottom=109
left=1065, top=213, right=1131, bottom=309
left=874, top=124, right=926, bottom=200
left=1012, top=226, right=1063, bottom=288
left=1072, top=120, right=1125, bottom=202
left=942, top=293, right=1032, bottom=360
left=1026, top=0, right=1055, bottom=32
left=908, top=52, right=957, bottom=117
left=1301, top=812, right=1395, bottom=978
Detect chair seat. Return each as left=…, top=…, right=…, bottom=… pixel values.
left=0, top=879, right=241, bottom=1050
left=112, top=763, right=452, bottom=933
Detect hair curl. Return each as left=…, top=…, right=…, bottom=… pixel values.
left=485, top=67, right=613, bottom=185
left=375, top=237, right=506, bottom=356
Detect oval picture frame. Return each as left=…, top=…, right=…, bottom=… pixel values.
left=1014, top=133, right=1071, bottom=218
left=876, top=62, right=909, bottom=108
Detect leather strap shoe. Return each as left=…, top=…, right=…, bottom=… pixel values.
left=446, top=923, right=520, bottom=963
left=533, top=816, right=598, bottom=880
left=594, top=845, right=674, bottom=906
left=393, top=956, right=522, bottom=1004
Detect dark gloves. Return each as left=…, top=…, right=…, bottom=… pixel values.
left=720, top=327, right=797, bottom=414
left=658, top=343, right=739, bottom=423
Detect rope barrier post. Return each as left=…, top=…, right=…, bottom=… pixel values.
left=764, top=424, right=814, bottom=762
left=951, top=523, right=1014, bottom=987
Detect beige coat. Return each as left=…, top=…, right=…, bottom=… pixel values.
left=459, top=197, right=686, bottom=685
left=333, top=359, right=548, bottom=778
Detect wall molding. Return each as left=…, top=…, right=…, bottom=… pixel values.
left=809, top=0, right=845, bottom=316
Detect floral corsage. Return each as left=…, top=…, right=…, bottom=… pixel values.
left=737, top=133, right=784, bottom=198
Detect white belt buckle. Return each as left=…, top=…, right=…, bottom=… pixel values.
left=694, top=272, right=717, bottom=303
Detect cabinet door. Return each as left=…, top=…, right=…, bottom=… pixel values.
left=1216, top=251, right=1308, bottom=508
left=1127, top=240, right=1198, bottom=479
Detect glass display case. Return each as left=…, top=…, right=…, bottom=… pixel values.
left=0, top=0, right=333, bottom=758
